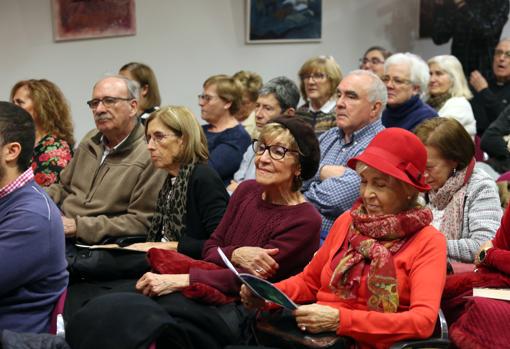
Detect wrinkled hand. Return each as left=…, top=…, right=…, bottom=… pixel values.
left=475, top=240, right=494, bottom=265
left=227, top=180, right=239, bottom=193
left=231, top=246, right=279, bottom=279
left=470, top=71, right=488, bottom=92
left=320, top=165, right=346, bottom=181
left=294, top=304, right=340, bottom=334
left=136, top=272, right=189, bottom=297
left=125, top=241, right=178, bottom=252
left=62, top=216, right=77, bottom=237
left=240, top=284, right=266, bottom=309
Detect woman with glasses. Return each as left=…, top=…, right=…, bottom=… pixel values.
left=426, top=55, right=476, bottom=138
left=296, top=55, right=343, bottom=137
left=359, top=46, right=392, bottom=78
left=121, top=106, right=229, bottom=259
left=130, top=117, right=321, bottom=348
left=199, top=74, right=251, bottom=185
left=381, top=52, right=438, bottom=131
left=415, top=118, right=501, bottom=263
left=10, top=79, right=74, bottom=187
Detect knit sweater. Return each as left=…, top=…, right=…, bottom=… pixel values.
left=437, top=96, right=477, bottom=138
left=382, top=95, right=438, bottom=131
left=0, top=180, right=68, bottom=333
left=189, top=180, right=321, bottom=295
left=276, top=210, right=447, bottom=349
left=428, top=166, right=502, bottom=263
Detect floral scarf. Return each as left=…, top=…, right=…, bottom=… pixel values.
left=147, top=163, right=195, bottom=242
left=428, top=159, right=475, bottom=241
left=329, top=202, right=433, bottom=312
left=427, top=92, right=452, bottom=111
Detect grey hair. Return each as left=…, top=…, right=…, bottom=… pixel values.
left=258, top=76, right=300, bottom=111
left=94, top=75, right=140, bottom=101
left=344, top=69, right=387, bottom=116
left=385, top=53, right=430, bottom=99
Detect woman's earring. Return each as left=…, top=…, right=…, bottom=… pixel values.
left=452, top=168, right=457, bottom=176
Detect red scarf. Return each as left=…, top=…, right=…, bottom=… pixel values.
left=329, top=202, right=433, bottom=312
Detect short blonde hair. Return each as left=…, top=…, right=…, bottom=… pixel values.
left=145, top=106, right=208, bottom=165
left=203, top=75, right=243, bottom=115
left=427, top=55, right=473, bottom=99
left=298, top=55, right=343, bottom=101
left=233, top=70, right=263, bottom=103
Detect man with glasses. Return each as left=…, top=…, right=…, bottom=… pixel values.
left=47, top=76, right=165, bottom=244
left=381, top=52, right=437, bottom=131
left=470, top=39, right=510, bottom=136
left=228, top=76, right=300, bottom=194
left=303, top=70, right=386, bottom=243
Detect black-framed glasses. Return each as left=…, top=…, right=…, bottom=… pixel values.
left=86, top=96, right=132, bottom=109
left=252, top=140, right=298, bottom=160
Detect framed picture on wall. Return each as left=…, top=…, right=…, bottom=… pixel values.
left=246, top=0, right=322, bottom=43
left=52, top=0, right=136, bottom=42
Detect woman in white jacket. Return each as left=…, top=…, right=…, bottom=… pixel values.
left=426, top=55, right=477, bottom=138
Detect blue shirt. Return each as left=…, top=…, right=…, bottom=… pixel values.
left=303, top=119, right=385, bottom=241
left=233, top=146, right=257, bottom=185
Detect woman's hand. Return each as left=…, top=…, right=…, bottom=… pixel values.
left=136, top=272, right=189, bottom=297
left=231, top=246, right=279, bottom=279
left=240, top=284, right=266, bottom=309
left=124, top=241, right=178, bottom=252
left=294, top=304, right=340, bottom=334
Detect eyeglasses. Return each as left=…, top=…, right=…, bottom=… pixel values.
left=381, top=75, right=412, bottom=86
left=198, top=94, right=219, bottom=103
left=86, top=96, right=132, bottom=109
left=252, top=140, right=298, bottom=160
left=301, top=72, right=328, bottom=81
left=146, top=132, right=177, bottom=145
left=494, top=49, right=510, bottom=59
left=359, top=57, right=384, bottom=65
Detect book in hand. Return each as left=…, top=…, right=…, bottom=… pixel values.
left=473, top=287, right=510, bottom=301
left=217, top=247, right=298, bottom=310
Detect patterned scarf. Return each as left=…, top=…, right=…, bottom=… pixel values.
left=428, top=159, right=475, bottom=241
left=329, top=202, right=433, bottom=312
left=147, top=163, right=196, bottom=242
left=427, top=92, right=452, bottom=111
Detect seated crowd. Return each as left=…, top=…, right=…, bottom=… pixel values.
left=4, top=40, right=510, bottom=348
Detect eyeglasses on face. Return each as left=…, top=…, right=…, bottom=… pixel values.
left=86, top=96, right=132, bottom=109
left=252, top=140, right=298, bottom=160
left=145, top=131, right=177, bottom=145
left=495, top=49, right=510, bottom=59
left=301, top=72, right=328, bottom=82
left=359, top=57, right=384, bottom=65
left=381, top=75, right=412, bottom=87
left=198, top=94, right=219, bottom=103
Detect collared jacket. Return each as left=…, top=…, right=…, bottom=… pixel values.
left=47, top=122, right=166, bottom=244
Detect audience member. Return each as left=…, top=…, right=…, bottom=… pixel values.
left=228, top=76, right=300, bottom=193
left=241, top=128, right=447, bottom=349
left=382, top=53, right=438, bottom=130
left=119, top=62, right=161, bottom=124
left=303, top=70, right=385, bottom=242
left=125, top=118, right=321, bottom=348
left=121, top=106, right=228, bottom=259
left=480, top=104, right=510, bottom=173
left=470, top=39, right=510, bottom=135
left=359, top=45, right=392, bottom=78
left=199, top=75, right=251, bottom=185
left=296, top=55, right=343, bottom=136
left=10, top=79, right=74, bottom=187
left=426, top=55, right=476, bottom=138
left=47, top=76, right=166, bottom=244
left=0, top=102, right=68, bottom=333
left=415, top=118, right=501, bottom=263
left=232, top=70, right=263, bottom=138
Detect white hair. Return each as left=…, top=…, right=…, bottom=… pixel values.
left=344, top=69, right=387, bottom=116
left=385, top=53, right=430, bottom=100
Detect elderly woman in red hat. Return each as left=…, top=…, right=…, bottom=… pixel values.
left=241, top=128, right=447, bottom=349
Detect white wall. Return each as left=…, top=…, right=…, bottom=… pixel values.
left=1, top=0, right=509, bottom=142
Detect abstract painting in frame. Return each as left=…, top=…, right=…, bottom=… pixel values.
left=52, top=0, right=136, bottom=42
left=246, top=0, right=322, bottom=44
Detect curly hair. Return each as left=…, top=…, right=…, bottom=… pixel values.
left=10, top=79, right=75, bottom=146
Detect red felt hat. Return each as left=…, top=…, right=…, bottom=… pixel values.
left=347, top=127, right=431, bottom=192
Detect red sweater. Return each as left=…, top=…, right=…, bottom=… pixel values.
left=485, top=205, right=510, bottom=274
left=189, top=180, right=321, bottom=294
left=275, top=211, right=447, bottom=349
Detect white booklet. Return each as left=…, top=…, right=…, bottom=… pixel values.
left=217, top=247, right=297, bottom=310
left=473, top=287, right=510, bottom=301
